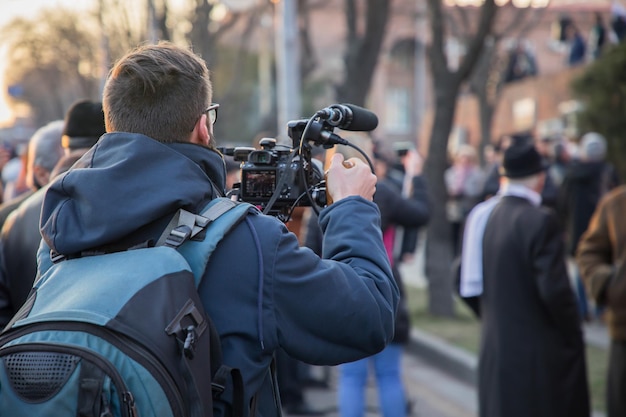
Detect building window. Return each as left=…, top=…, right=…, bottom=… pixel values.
left=385, top=88, right=411, bottom=134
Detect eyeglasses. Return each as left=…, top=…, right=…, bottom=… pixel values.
left=204, top=103, right=220, bottom=125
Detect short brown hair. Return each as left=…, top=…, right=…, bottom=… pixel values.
left=103, top=41, right=212, bottom=143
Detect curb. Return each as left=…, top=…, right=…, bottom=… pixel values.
left=406, top=327, right=477, bottom=386
left=406, top=324, right=609, bottom=417
left=406, top=321, right=610, bottom=387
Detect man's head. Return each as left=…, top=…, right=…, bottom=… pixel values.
left=62, top=99, right=106, bottom=155
left=500, top=142, right=547, bottom=192
left=452, top=144, right=477, bottom=167
left=579, top=132, right=607, bottom=162
left=26, top=120, right=65, bottom=190
left=103, top=41, right=213, bottom=146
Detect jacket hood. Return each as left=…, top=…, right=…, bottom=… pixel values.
left=40, top=132, right=227, bottom=255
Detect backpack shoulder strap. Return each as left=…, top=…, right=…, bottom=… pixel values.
left=156, top=198, right=245, bottom=248
left=168, top=198, right=256, bottom=286
left=160, top=197, right=255, bottom=417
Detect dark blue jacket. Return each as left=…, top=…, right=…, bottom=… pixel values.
left=38, top=133, right=398, bottom=417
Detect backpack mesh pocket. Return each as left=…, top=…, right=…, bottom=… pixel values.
left=3, top=351, right=80, bottom=401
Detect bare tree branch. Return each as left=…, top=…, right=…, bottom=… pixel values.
left=456, top=0, right=498, bottom=82
left=299, top=0, right=318, bottom=81
left=426, top=0, right=450, bottom=79
left=335, top=0, right=390, bottom=105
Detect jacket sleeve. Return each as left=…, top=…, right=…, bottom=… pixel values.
left=270, top=196, right=398, bottom=365
left=576, top=198, right=614, bottom=305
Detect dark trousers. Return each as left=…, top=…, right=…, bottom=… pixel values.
left=608, top=340, right=626, bottom=417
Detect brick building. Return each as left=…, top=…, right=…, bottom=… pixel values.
left=298, top=0, right=621, bottom=154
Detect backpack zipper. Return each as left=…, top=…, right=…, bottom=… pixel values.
left=0, top=342, right=137, bottom=417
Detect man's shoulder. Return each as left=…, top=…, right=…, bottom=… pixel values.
left=492, top=196, right=552, bottom=223
left=592, top=185, right=626, bottom=220
left=232, top=206, right=302, bottom=247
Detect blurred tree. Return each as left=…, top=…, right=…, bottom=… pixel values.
left=191, top=2, right=275, bottom=143
left=2, top=10, right=100, bottom=126
left=0, top=0, right=266, bottom=143
left=467, top=6, right=546, bottom=165
left=298, top=0, right=319, bottom=84
left=571, top=41, right=626, bottom=180
left=423, top=0, right=498, bottom=317
left=335, top=0, right=390, bottom=106
left=100, top=0, right=155, bottom=59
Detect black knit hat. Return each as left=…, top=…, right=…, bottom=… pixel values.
left=500, top=142, right=547, bottom=178
left=62, top=100, right=106, bottom=150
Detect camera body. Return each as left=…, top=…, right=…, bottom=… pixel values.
left=233, top=136, right=325, bottom=217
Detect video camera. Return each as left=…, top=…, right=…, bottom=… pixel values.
left=220, top=103, right=378, bottom=222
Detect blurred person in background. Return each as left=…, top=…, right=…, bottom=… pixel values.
left=481, top=134, right=514, bottom=201
left=481, top=132, right=559, bottom=208
left=444, top=144, right=483, bottom=256
left=387, top=143, right=427, bottom=267
left=0, top=121, right=64, bottom=229
left=336, top=137, right=430, bottom=417
left=589, top=12, right=608, bottom=60
left=0, top=100, right=105, bottom=325
left=464, top=141, right=589, bottom=417
left=577, top=183, right=626, bottom=417
left=532, top=134, right=560, bottom=209
left=503, top=39, right=538, bottom=83
left=0, top=142, right=16, bottom=203
left=566, top=22, right=587, bottom=67
left=546, top=136, right=573, bottom=188
left=60, top=99, right=105, bottom=155
left=610, top=2, right=626, bottom=42
left=558, top=132, right=619, bottom=322
left=1, top=143, right=29, bottom=205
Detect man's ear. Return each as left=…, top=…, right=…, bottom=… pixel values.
left=190, top=114, right=210, bottom=146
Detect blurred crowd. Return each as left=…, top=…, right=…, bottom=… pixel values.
left=0, top=101, right=622, bottom=416
left=447, top=128, right=619, bottom=320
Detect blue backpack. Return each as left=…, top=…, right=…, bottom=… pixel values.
left=0, top=197, right=254, bottom=417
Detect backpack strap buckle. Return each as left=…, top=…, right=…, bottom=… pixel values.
left=156, top=209, right=211, bottom=248
left=163, top=225, right=193, bottom=248
left=182, top=326, right=198, bottom=359
left=165, top=299, right=207, bottom=359
left=50, top=250, right=66, bottom=264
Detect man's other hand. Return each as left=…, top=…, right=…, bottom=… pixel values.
left=326, top=153, right=376, bottom=203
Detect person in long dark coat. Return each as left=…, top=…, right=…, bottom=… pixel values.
left=477, top=142, right=589, bottom=417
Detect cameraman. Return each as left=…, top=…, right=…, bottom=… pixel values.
left=38, top=42, right=398, bottom=417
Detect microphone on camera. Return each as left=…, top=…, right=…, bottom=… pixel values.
left=316, top=104, right=378, bottom=132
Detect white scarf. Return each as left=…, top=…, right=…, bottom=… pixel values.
left=459, top=183, right=541, bottom=297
